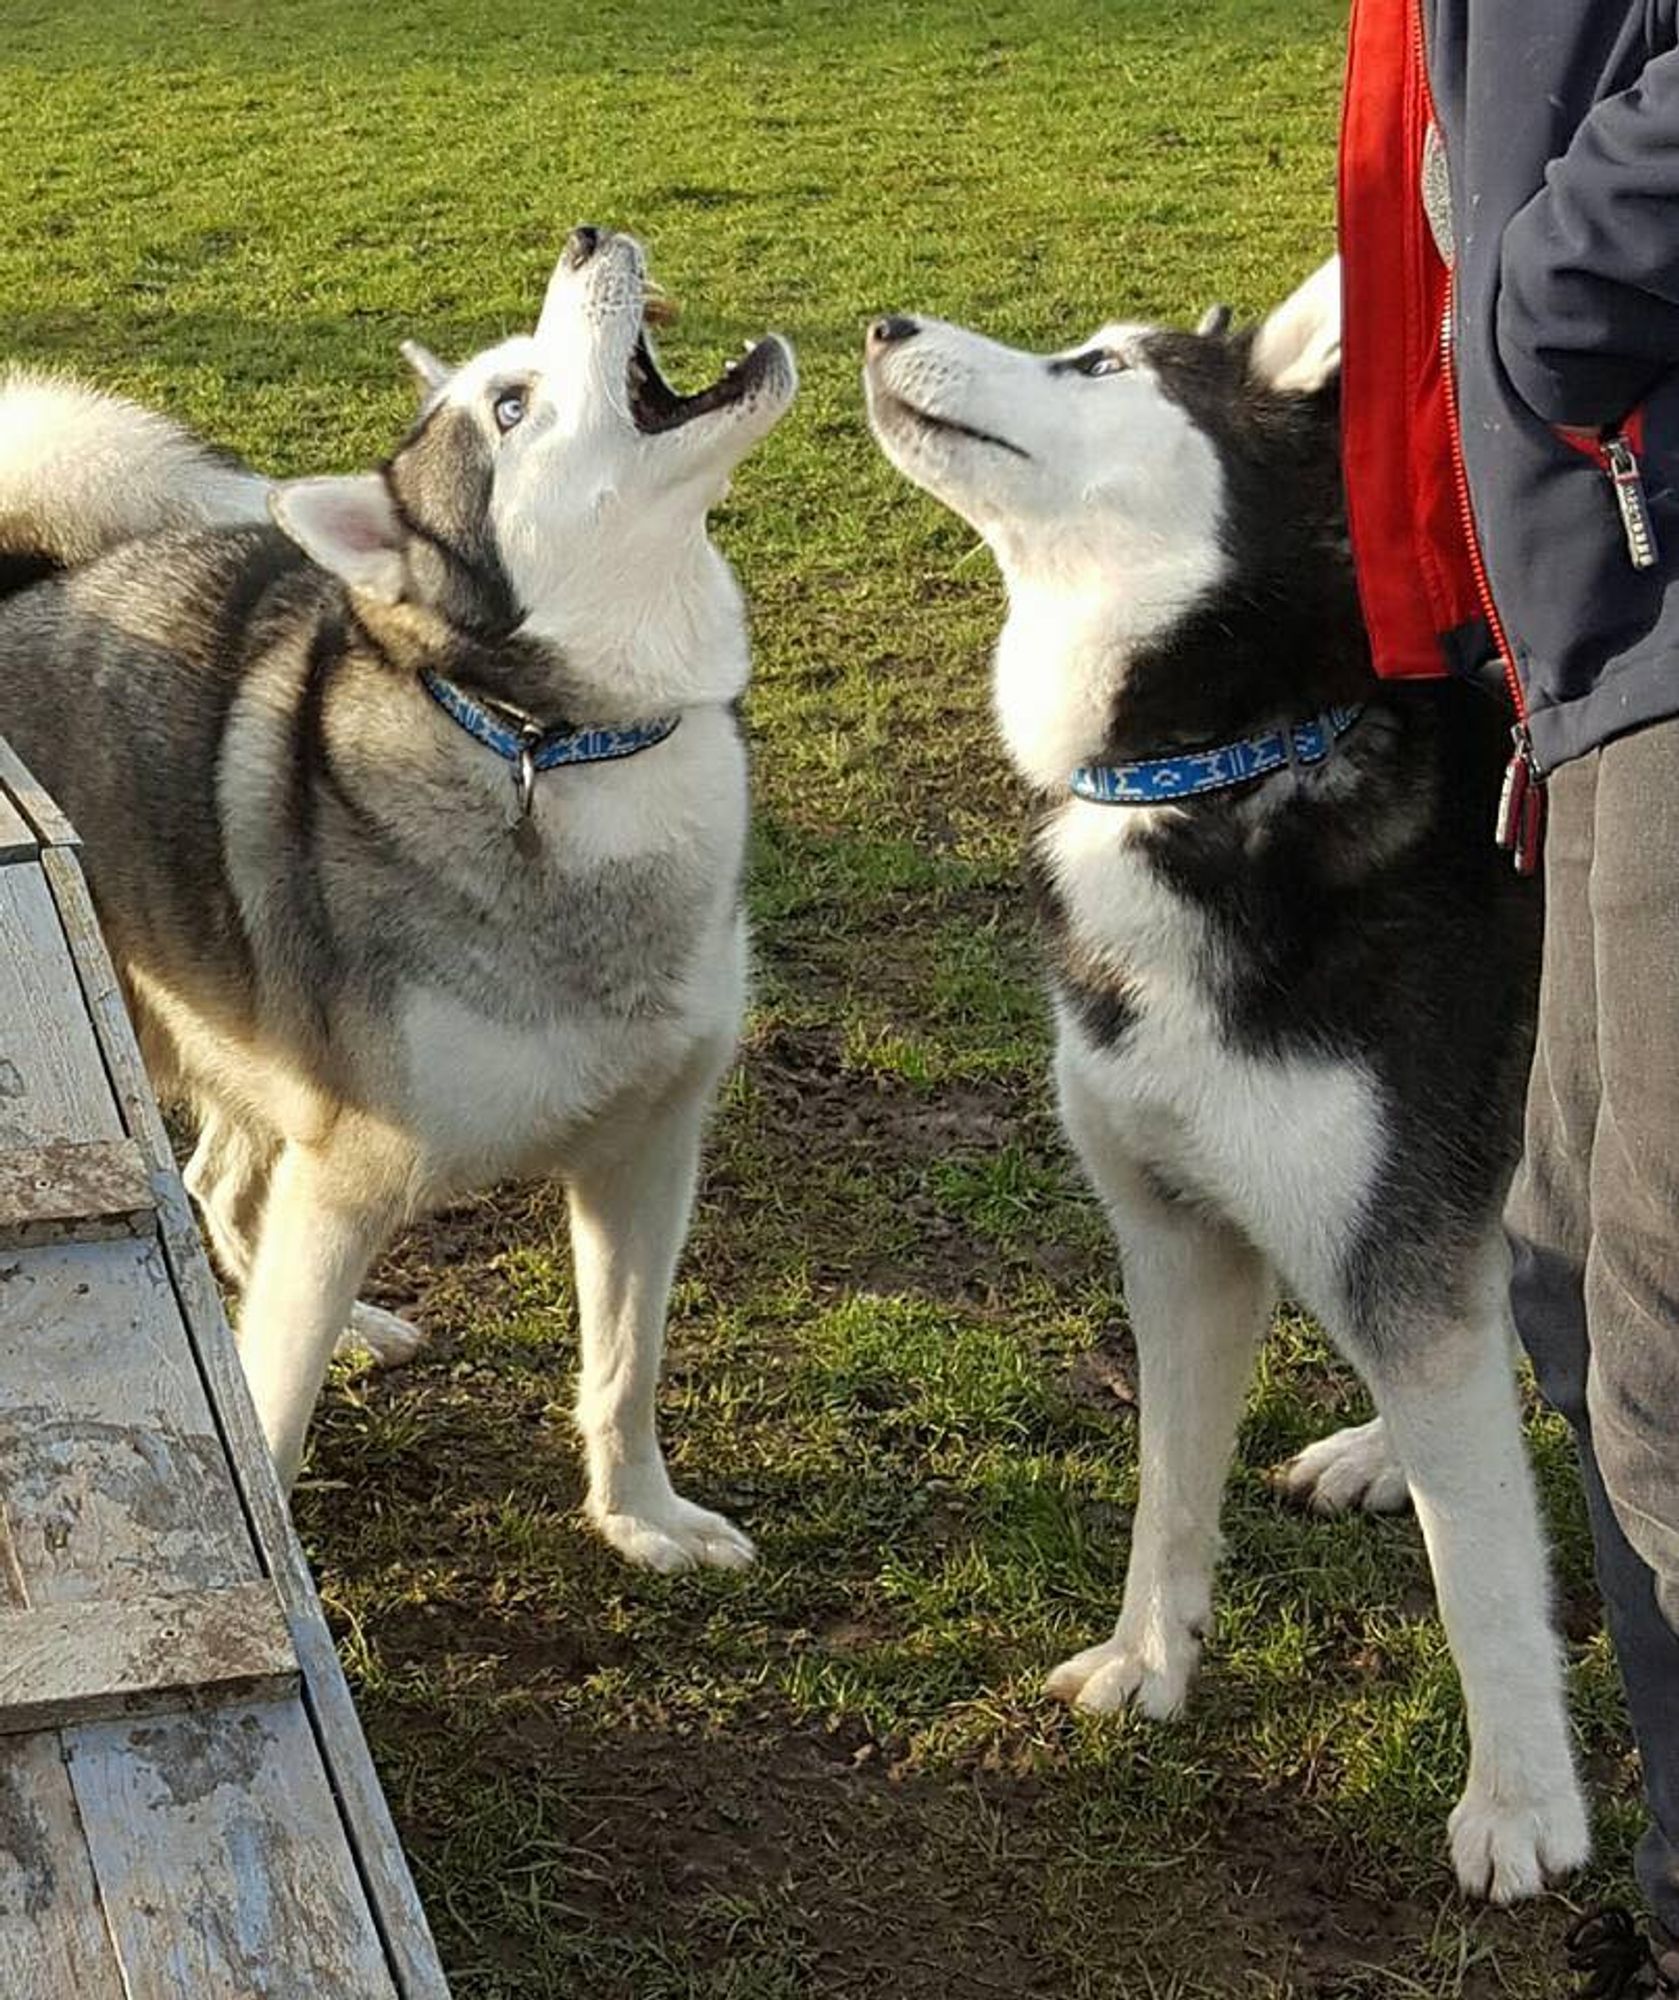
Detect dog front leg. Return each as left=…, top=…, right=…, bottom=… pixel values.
left=234, top=1141, right=396, bottom=1492
left=1358, top=1241, right=1588, bottom=1902
left=1045, top=1054, right=1274, bottom=1718
left=567, top=1051, right=753, bottom=1573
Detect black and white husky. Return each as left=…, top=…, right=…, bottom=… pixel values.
left=864, top=262, right=1589, bottom=1901
left=0, top=228, right=795, bottom=1572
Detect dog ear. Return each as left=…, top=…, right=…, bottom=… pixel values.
left=399, top=340, right=452, bottom=398
left=1250, top=256, right=1341, bottom=394
left=1196, top=303, right=1233, bottom=339
left=270, top=474, right=406, bottom=603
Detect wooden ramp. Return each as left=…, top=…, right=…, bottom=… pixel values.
left=0, top=739, right=450, bottom=1998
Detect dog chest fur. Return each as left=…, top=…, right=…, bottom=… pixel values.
left=1039, top=796, right=1381, bottom=1316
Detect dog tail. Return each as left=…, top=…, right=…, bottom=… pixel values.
left=0, top=368, right=269, bottom=598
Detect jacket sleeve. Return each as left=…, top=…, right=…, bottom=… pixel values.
left=1497, top=46, right=1679, bottom=430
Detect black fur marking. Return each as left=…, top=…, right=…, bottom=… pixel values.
left=1026, top=839, right=1140, bottom=1049
left=285, top=606, right=351, bottom=1042
left=123, top=528, right=310, bottom=1006
left=0, top=549, right=62, bottom=600
left=385, top=400, right=521, bottom=640
left=1100, top=330, right=1372, bottom=759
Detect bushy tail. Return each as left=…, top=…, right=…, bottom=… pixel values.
left=0, top=368, right=269, bottom=585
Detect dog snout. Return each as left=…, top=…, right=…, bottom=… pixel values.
left=867, top=316, right=921, bottom=351
left=563, top=224, right=604, bottom=271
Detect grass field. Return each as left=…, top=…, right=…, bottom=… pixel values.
left=0, top=3, right=1646, bottom=1993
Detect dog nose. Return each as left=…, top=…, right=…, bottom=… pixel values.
left=564, top=224, right=602, bottom=270
left=869, top=316, right=920, bottom=348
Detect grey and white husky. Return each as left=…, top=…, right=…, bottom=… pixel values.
left=864, top=262, right=1589, bottom=1900
left=0, top=226, right=796, bottom=1571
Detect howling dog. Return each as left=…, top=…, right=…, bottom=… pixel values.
left=0, top=227, right=795, bottom=1571
left=864, top=262, right=1588, bottom=1901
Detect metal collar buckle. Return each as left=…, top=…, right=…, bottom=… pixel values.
left=515, top=726, right=541, bottom=821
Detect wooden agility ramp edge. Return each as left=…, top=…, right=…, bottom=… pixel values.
left=0, top=736, right=450, bottom=1997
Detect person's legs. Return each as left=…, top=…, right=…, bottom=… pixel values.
left=1583, top=721, right=1679, bottom=1939
left=1511, top=737, right=1679, bottom=1947
left=1507, top=753, right=1598, bottom=1378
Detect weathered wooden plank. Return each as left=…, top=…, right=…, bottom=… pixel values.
left=0, top=791, right=36, bottom=867
left=68, top=1700, right=400, bottom=2000
left=0, top=1236, right=260, bottom=1604
left=0, top=1734, right=126, bottom=2000
left=0, top=735, right=78, bottom=850
left=0, top=1584, right=297, bottom=1736
left=0, top=1136, right=155, bottom=1250
left=42, top=843, right=453, bottom=1996
left=0, top=864, right=123, bottom=1153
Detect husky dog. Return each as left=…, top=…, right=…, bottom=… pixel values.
left=863, top=263, right=1589, bottom=1899
left=0, top=227, right=795, bottom=1569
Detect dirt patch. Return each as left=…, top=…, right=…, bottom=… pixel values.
left=730, top=1021, right=1103, bottom=1310
left=365, top=1695, right=1575, bottom=2000
left=364, top=1185, right=557, bottom=1335
left=747, top=1021, right=1027, bottom=1156
left=1061, top=1337, right=1138, bottom=1418
left=375, top=1597, right=627, bottom=1693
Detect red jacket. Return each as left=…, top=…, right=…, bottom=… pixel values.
left=1339, top=0, right=1490, bottom=691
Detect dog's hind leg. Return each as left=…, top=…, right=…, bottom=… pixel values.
left=567, top=1040, right=753, bottom=1573
left=1277, top=1415, right=1410, bottom=1514
left=234, top=1138, right=400, bottom=1491
left=1045, top=1061, right=1275, bottom=1718
left=338, top=1300, right=426, bottom=1369
left=1351, top=1236, right=1588, bottom=1902
left=184, top=1110, right=275, bottom=1289
left=184, top=1113, right=422, bottom=1371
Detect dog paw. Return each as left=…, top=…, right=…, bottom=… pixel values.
left=336, top=1301, right=426, bottom=1369
left=1044, top=1626, right=1200, bottom=1721
left=1448, top=1779, right=1591, bottom=1903
left=591, top=1494, right=756, bottom=1574
left=1277, top=1417, right=1410, bottom=1515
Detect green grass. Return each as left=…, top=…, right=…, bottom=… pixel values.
left=0, top=4, right=1642, bottom=1994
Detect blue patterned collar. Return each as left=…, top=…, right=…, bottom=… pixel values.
left=1070, top=704, right=1365, bottom=806
left=420, top=667, right=681, bottom=819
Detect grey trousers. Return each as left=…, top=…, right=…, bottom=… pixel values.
left=1507, top=722, right=1679, bottom=1935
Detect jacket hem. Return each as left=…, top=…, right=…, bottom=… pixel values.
left=1525, top=651, right=1679, bottom=771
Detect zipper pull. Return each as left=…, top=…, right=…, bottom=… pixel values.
left=1494, top=726, right=1545, bottom=876
left=1603, top=433, right=1660, bottom=571
left=1494, top=740, right=1527, bottom=850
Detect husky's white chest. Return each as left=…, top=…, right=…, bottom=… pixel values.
left=397, top=913, right=747, bottom=1190
left=392, top=712, right=750, bottom=1188
left=1041, top=803, right=1379, bottom=1301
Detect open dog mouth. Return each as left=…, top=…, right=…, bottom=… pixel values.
left=876, top=390, right=1031, bottom=461
left=626, top=319, right=785, bottom=435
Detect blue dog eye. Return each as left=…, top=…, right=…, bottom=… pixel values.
left=493, top=390, right=527, bottom=433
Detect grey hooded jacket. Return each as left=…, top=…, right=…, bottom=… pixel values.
left=1429, top=0, right=1679, bottom=769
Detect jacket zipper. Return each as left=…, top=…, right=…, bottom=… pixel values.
left=1441, top=269, right=1544, bottom=873
left=1411, top=0, right=1543, bottom=871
